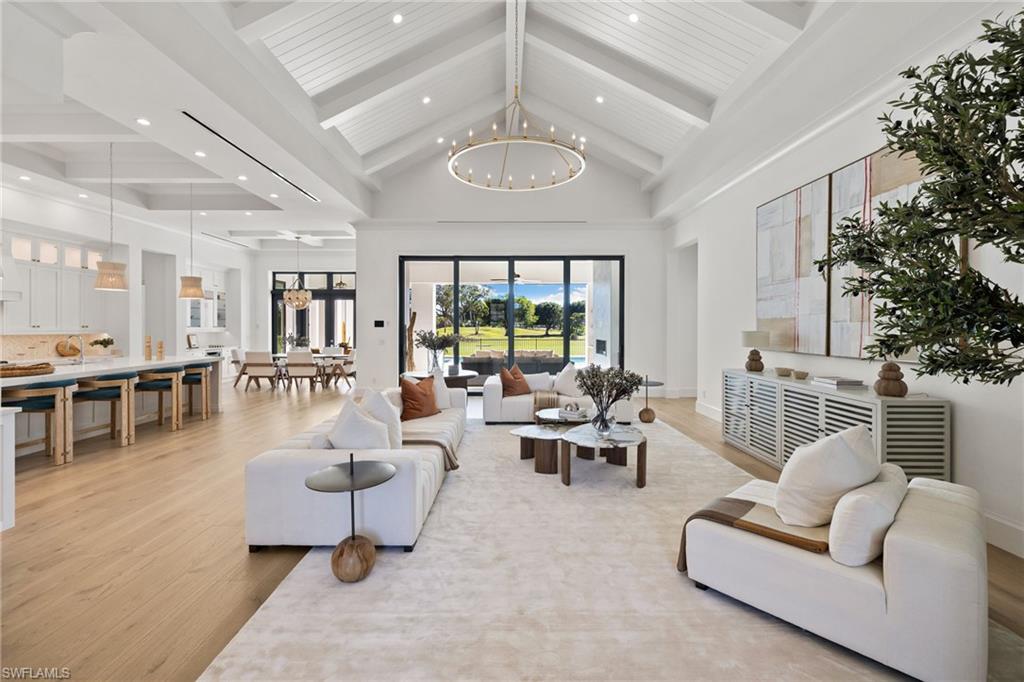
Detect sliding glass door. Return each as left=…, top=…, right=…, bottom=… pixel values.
left=271, top=272, right=357, bottom=353
left=399, top=256, right=623, bottom=384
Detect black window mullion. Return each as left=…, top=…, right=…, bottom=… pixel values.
left=506, top=259, right=515, bottom=367
left=452, top=258, right=460, bottom=369
left=563, top=258, right=571, bottom=367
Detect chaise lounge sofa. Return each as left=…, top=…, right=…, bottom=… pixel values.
left=245, top=387, right=466, bottom=550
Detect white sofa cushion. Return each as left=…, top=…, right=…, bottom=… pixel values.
left=524, top=372, right=553, bottom=392
left=775, top=424, right=881, bottom=527
left=327, top=400, right=390, bottom=450
left=361, top=390, right=403, bottom=448
left=553, top=363, right=581, bottom=397
left=829, top=463, right=908, bottom=566
left=430, top=367, right=452, bottom=409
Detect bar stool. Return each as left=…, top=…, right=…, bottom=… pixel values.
left=1, top=378, right=78, bottom=465
left=136, top=367, right=185, bottom=431
left=75, top=372, right=138, bottom=447
left=183, top=362, right=212, bottom=421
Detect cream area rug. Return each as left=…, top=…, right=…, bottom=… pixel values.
left=203, top=420, right=1024, bottom=681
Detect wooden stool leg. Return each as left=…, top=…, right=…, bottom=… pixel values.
left=44, top=412, right=53, bottom=459
left=637, top=441, right=647, bottom=489
left=110, top=400, right=117, bottom=439
left=202, top=373, right=210, bottom=420
left=173, top=379, right=182, bottom=431
left=561, top=441, right=571, bottom=486
left=158, top=392, right=165, bottom=426
left=188, top=385, right=194, bottom=417
left=59, top=387, right=73, bottom=464
left=126, top=384, right=136, bottom=444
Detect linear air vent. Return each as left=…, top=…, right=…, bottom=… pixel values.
left=201, top=232, right=251, bottom=249
left=181, top=111, right=320, bottom=203
left=437, top=220, right=588, bottom=224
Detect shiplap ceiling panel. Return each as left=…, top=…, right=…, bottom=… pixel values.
left=523, top=48, right=696, bottom=156
left=530, top=1, right=773, bottom=97
left=265, top=2, right=500, bottom=96
left=334, top=47, right=504, bottom=155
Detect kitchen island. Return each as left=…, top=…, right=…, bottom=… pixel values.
left=1, top=355, right=224, bottom=413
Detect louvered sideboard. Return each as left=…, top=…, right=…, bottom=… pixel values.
left=721, top=370, right=951, bottom=480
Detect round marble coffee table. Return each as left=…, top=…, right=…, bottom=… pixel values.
left=534, top=407, right=589, bottom=425
left=560, top=424, right=647, bottom=488
left=510, top=423, right=568, bottom=474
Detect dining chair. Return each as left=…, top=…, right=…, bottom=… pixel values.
left=285, top=350, right=320, bottom=390
left=230, top=348, right=247, bottom=388
left=243, top=351, right=278, bottom=391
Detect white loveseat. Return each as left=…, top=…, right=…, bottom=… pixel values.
left=684, top=477, right=988, bottom=681
left=245, top=387, right=466, bottom=550
left=482, top=372, right=634, bottom=424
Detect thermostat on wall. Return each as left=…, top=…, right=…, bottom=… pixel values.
left=374, top=320, right=385, bottom=328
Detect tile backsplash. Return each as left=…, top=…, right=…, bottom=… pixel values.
left=1, top=333, right=118, bottom=362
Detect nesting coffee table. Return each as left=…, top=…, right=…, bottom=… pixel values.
left=511, top=419, right=647, bottom=488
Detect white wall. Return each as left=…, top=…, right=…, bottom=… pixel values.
left=667, top=101, right=1024, bottom=556
left=665, top=241, right=698, bottom=397
left=354, top=224, right=667, bottom=391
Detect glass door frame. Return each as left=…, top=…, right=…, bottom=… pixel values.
left=397, top=255, right=625, bottom=375
left=271, top=271, right=357, bottom=353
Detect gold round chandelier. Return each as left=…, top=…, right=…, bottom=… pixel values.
left=446, top=0, right=585, bottom=192
left=283, top=237, right=312, bottom=310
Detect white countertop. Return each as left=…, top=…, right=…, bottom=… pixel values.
left=0, top=355, right=223, bottom=388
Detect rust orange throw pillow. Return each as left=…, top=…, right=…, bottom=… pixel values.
left=500, top=364, right=531, bottom=397
left=400, top=376, right=441, bottom=421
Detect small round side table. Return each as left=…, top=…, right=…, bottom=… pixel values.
left=639, top=376, right=664, bottom=423
left=305, top=454, right=397, bottom=582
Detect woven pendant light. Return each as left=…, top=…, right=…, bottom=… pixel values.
left=178, top=183, right=204, bottom=299
left=95, top=143, right=128, bottom=291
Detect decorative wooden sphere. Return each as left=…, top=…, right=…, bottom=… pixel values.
left=331, top=535, right=376, bottom=582
left=639, top=406, right=656, bottom=423
left=874, top=361, right=908, bottom=397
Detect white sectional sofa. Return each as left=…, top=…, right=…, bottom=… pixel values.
left=245, top=387, right=466, bottom=550
left=684, top=477, right=988, bottom=681
left=482, top=372, right=634, bottom=424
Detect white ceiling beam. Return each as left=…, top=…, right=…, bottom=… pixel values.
left=362, top=92, right=506, bottom=176
left=145, top=192, right=277, bottom=211
left=714, top=1, right=808, bottom=43
left=315, top=15, right=505, bottom=129
left=65, top=159, right=222, bottom=184
left=506, top=0, right=527, bottom=106
left=525, top=15, right=713, bottom=128
left=524, top=97, right=662, bottom=176
left=232, top=1, right=330, bottom=44
left=0, top=113, right=144, bottom=143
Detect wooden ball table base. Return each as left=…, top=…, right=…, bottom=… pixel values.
left=331, top=535, right=376, bottom=582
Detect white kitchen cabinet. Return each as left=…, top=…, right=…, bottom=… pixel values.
left=29, top=267, right=59, bottom=331
left=60, top=271, right=81, bottom=330
left=80, top=270, right=103, bottom=330
left=61, top=270, right=104, bottom=331
left=3, top=262, right=32, bottom=331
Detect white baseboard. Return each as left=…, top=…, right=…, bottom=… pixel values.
left=696, top=401, right=722, bottom=421
left=985, top=512, right=1024, bottom=558
left=663, top=386, right=697, bottom=399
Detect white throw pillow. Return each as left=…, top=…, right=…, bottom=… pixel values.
left=775, top=424, right=881, bottom=527
left=553, top=363, right=581, bottom=397
left=829, top=463, right=908, bottom=566
left=524, top=372, right=552, bottom=392
left=326, top=400, right=390, bottom=450
left=360, top=390, right=403, bottom=449
left=430, top=367, right=452, bottom=409
left=310, top=433, right=333, bottom=449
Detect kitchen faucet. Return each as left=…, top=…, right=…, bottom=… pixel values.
left=67, top=335, right=86, bottom=365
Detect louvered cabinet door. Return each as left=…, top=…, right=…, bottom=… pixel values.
left=747, top=378, right=781, bottom=464
left=823, top=396, right=876, bottom=444
left=781, top=387, right=821, bottom=464
left=881, top=402, right=950, bottom=480
left=721, top=373, right=749, bottom=449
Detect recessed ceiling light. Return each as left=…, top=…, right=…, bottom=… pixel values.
left=18, top=175, right=30, bottom=181
left=628, top=13, right=639, bottom=23
left=199, top=211, right=207, bottom=216
left=194, top=150, right=206, bottom=158
left=269, top=193, right=279, bottom=199
left=392, top=13, right=403, bottom=24
left=78, top=193, right=88, bottom=199
left=245, top=211, right=252, bottom=216
left=595, top=95, right=605, bottom=104
left=421, top=96, right=431, bottom=105
left=237, top=175, right=247, bottom=181
left=580, top=137, right=587, bottom=144
left=136, top=117, right=151, bottom=126
left=436, top=136, right=445, bottom=144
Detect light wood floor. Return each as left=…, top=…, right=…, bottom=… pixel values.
left=1, top=392, right=1020, bottom=681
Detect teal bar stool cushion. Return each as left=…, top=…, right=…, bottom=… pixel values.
left=136, top=380, right=173, bottom=391
left=185, top=362, right=213, bottom=369
left=1, top=378, right=78, bottom=411
left=182, top=374, right=205, bottom=385
left=147, top=366, right=185, bottom=374
left=76, top=388, right=124, bottom=401
left=21, top=378, right=78, bottom=390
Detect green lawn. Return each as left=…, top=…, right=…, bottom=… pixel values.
left=437, top=325, right=584, bottom=356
